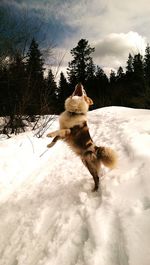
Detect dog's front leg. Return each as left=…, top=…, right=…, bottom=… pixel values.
left=47, top=129, right=71, bottom=149
left=47, top=135, right=60, bottom=148
left=47, top=128, right=71, bottom=138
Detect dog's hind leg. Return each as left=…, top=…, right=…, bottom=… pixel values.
left=82, top=151, right=100, bottom=192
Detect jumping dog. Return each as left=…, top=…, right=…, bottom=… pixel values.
left=47, top=83, right=117, bottom=192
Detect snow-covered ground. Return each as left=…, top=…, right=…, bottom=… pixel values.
left=0, top=106, right=150, bottom=265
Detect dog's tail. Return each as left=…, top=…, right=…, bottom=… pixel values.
left=96, top=146, right=117, bottom=169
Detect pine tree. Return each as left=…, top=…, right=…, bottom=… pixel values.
left=144, top=44, right=150, bottom=107
left=144, top=44, right=150, bottom=83
left=0, top=65, right=8, bottom=115
left=85, top=58, right=96, bottom=106
left=57, top=72, right=69, bottom=113
left=26, top=38, right=45, bottom=114
left=5, top=54, right=26, bottom=115
left=26, top=38, right=44, bottom=79
left=126, top=53, right=134, bottom=74
left=125, top=53, right=134, bottom=90
left=110, top=70, right=116, bottom=83
left=47, top=69, right=57, bottom=95
left=109, top=70, right=118, bottom=105
left=133, top=53, right=144, bottom=77
left=86, top=58, right=96, bottom=81
left=94, top=66, right=109, bottom=107
left=46, top=69, right=58, bottom=113
left=95, top=66, right=108, bottom=84
left=0, top=54, right=28, bottom=134
left=125, top=53, right=146, bottom=107
left=132, top=53, right=145, bottom=95
left=117, top=66, right=124, bottom=80
left=67, top=39, right=95, bottom=85
left=144, top=44, right=150, bottom=79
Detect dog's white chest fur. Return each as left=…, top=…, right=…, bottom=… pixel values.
left=59, top=111, right=87, bottom=129
left=59, top=94, right=89, bottom=129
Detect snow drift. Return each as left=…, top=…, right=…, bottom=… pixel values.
left=0, top=107, right=150, bottom=265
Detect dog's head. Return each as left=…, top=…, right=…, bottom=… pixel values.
left=65, top=83, right=93, bottom=114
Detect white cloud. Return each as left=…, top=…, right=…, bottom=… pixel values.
left=56, top=0, right=150, bottom=42
left=17, top=0, right=149, bottom=76
left=54, top=0, right=149, bottom=75
left=92, top=31, right=147, bottom=73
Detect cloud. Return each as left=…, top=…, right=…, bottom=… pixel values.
left=52, top=0, right=150, bottom=43
left=92, top=32, right=147, bottom=72
left=0, top=0, right=77, bottom=49
left=1, top=0, right=150, bottom=76
left=2, top=0, right=150, bottom=48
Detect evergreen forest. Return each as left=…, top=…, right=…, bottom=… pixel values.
left=1, top=38, right=150, bottom=122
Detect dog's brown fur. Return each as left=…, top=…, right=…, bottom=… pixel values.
left=47, top=83, right=117, bottom=192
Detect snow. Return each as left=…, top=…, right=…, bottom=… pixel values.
left=0, top=106, right=150, bottom=265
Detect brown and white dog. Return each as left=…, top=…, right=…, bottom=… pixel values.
left=47, top=83, right=117, bottom=192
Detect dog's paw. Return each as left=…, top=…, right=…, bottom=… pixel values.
left=92, top=185, right=99, bottom=192
left=47, top=132, right=57, bottom=138
left=47, top=142, right=54, bottom=148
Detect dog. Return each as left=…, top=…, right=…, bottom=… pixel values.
left=47, top=83, right=117, bottom=192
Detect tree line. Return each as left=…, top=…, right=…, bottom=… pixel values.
left=0, top=38, right=150, bottom=124
left=67, top=39, right=150, bottom=109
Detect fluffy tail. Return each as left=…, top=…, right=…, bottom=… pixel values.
left=96, top=146, right=117, bottom=169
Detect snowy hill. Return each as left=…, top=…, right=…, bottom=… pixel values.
left=0, top=107, right=150, bottom=265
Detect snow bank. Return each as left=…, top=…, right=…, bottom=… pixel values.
left=0, top=107, right=150, bottom=265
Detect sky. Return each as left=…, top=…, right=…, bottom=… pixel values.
left=1, top=0, right=150, bottom=77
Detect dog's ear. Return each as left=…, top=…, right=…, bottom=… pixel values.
left=84, top=96, right=93, bottom=105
